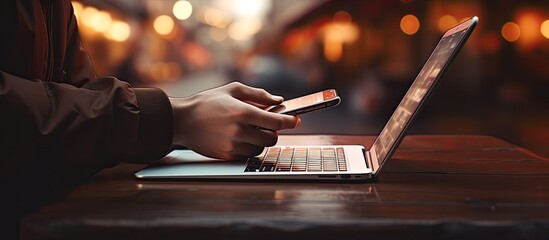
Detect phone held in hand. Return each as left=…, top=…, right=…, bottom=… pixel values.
left=267, top=89, right=341, bottom=115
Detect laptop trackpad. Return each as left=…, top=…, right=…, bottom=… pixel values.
left=136, top=149, right=247, bottom=177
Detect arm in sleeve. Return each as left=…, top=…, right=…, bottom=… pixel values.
left=0, top=70, right=173, bottom=233
left=0, top=1, right=174, bottom=169
left=0, top=72, right=173, bottom=166
left=0, top=1, right=173, bottom=224
left=60, top=0, right=174, bottom=165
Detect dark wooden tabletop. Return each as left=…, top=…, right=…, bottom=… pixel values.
left=21, top=135, right=549, bottom=240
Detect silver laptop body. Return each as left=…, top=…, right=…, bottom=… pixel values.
left=135, top=17, right=478, bottom=181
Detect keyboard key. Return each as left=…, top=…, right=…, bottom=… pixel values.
left=261, top=165, right=275, bottom=172
left=245, top=166, right=260, bottom=172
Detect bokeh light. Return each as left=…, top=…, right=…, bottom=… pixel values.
left=81, top=6, right=99, bottom=28
left=516, top=12, right=541, bottom=45
left=154, top=15, right=175, bottom=36
left=71, top=1, right=84, bottom=19
left=229, top=0, right=271, bottom=18
left=173, top=0, right=193, bottom=20
left=204, top=8, right=232, bottom=29
left=89, top=10, right=112, bottom=33
left=501, top=22, right=521, bottom=42
left=541, top=19, right=549, bottom=39
left=322, top=11, right=359, bottom=63
left=438, top=15, right=458, bottom=32
left=400, top=14, right=420, bottom=35
left=227, top=18, right=262, bottom=41
left=108, top=21, right=131, bottom=42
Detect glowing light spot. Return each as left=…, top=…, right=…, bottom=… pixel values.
left=324, top=41, right=343, bottom=62
left=154, top=15, right=175, bottom=36
left=438, top=15, right=458, bottom=33
left=71, top=1, right=84, bottom=19
left=322, top=22, right=359, bottom=43
left=517, top=13, right=540, bottom=44
left=400, top=14, right=420, bottom=35
left=230, top=0, right=271, bottom=18
left=227, top=19, right=262, bottom=41
left=501, top=22, right=521, bottom=42
left=173, top=0, right=193, bottom=20
left=541, top=19, right=549, bottom=39
left=203, top=8, right=231, bottom=28
left=108, top=21, right=131, bottom=42
left=81, top=7, right=98, bottom=27
left=89, top=10, right=112, bottom=33
left=321, top=20, right=359, bottom=62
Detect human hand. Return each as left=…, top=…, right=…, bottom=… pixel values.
left=170, top=82, right=300, bottom=160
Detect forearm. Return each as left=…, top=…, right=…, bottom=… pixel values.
left=0, top=70, right=173, bottom=175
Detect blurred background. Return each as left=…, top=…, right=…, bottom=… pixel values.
left=72, top=0, right=548, bottom=157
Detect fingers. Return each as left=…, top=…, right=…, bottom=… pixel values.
left=226, top=82, right=284, bottom=106
left=220, top=82, right=299, bottom=130
left=242, top=107, right=299, bottom=131
left=235, top=125, right=279, bottom=147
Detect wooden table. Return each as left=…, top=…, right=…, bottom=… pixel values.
left=21, top=135, right=549, bottom=240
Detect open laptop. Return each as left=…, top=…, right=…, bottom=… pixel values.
left=136, top=17, right=478, bottom=181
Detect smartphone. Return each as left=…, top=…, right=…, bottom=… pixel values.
left=267, top=89, right=341, bottom=115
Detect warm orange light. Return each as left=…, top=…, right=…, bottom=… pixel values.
left=227, top=18, right=262, bottom=41
left=541, top=19, right=549, bottom=39
left=400, top=14, right=420, bottom=35
left=154, top=15, right=175, bottom=36
left=81, top=6, right=98, bottom=28
left=89, top=10, right=112, bottom=33
left=321, top=18, right=359, bottom=62
left=324, top=41, right=343, bottom=62
left=203, top=8, right=231, bottom=28
left=517, top=13, right=540, bottom=44
left=71, top=1, right=84, bottom=20
left=438, top=15, right=458, bottom=33
left=501, top=22, right=521, bottom=42
left=322, top=22, right=359, bottom=44
left=107, top=21, right=131, bottom=42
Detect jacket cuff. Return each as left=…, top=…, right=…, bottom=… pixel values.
left=133, top=88, right=173, bottom=162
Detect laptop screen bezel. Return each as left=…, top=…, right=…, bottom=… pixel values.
left=369, top=17, right=478, bottom=175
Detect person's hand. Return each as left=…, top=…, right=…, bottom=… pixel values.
left=170, top=82, right=300, bottom=160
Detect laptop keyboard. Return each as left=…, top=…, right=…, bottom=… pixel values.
left=244, top=147, right=348, bottom=172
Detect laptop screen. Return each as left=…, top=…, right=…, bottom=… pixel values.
left=370, top=17, right=477, bottom=173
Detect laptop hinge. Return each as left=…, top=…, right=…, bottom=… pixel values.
left=365, top=150, right=377, bottom=175
left=363, top=148, right=372, bottom=169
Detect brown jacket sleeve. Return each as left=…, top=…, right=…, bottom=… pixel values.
left=0, top=71, right=173, bottom=166
left=0, top=0, right=173, bottom=233
left=0, top=0, right=173, bottom=170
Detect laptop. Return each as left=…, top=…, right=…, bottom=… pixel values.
left=135, top=17, right=478, bottom=181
